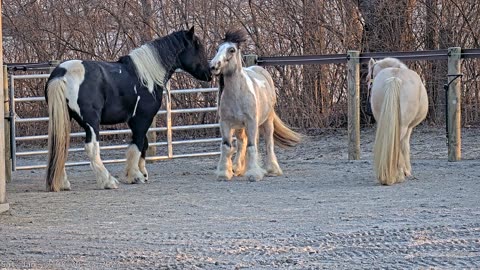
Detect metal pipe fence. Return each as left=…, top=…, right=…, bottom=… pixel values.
left=9, top=73, right=221, bottom=171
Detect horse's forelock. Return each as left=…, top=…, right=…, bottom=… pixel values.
left=223, top=29, right=248, bottom=45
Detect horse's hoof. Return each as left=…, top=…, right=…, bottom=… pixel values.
left=103, top=176, right=119, bottom=189
left=133, top=177, right=145, bottom=184
left=266, top=168, right=283, bottom=177
left=126, top=171, right=146, bottom=184
left=61, top=180, right=72, bottom=191
left=216, top=170, right=233, bottom=181
left=245, top=167, right=266, bottom=182
left=379, top=180, right=395, bottom=186
left=246, top=172, right=264, bottom=182
left=104, top=183, right=119, bottom=189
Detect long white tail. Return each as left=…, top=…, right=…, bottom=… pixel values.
left=373, top=77, right=401, bottom=185
left=46, top=78, right=71, bottom=192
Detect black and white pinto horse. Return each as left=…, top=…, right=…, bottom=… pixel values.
left=45, top=27, right=211, bottom=192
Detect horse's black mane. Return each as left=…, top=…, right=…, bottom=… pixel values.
left=223, top=29, right=248, bottom=44
left=150, top=30, right=190, bottom=69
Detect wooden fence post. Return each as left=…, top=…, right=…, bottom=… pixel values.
left=347, top=50, right=360, bottom=160
left=447, top=47, right=462, bottom=161
left=49, top=60, right=60, bottom=71
left=3, top=66, right=11, bottom=183
left=0, top=0, right=10, bottom=213
left=244, top=55, right=258, bottom=67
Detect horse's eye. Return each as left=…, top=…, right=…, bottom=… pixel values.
left=229, top=47, right=236, bottom=53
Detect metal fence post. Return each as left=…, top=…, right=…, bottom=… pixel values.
left=3, top=66, right=11, bottom=182
left=166, top=82, right=173, bottom=158
left=447, top=47, right=462, bottom=161
left=347, top=50, right=360, bottom=160
left=9, top=75, right=16, bottom=171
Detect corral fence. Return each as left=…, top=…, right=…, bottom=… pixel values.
left=5, top=67, right=222, bottom=173
left=4, top=47, right=480, bottom=181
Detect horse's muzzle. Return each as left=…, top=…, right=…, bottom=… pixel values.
left=209, top=62, right=221, bottom=76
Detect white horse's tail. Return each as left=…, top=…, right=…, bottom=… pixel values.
left=373, top=77, right=402, bottom=185
left=272, top=112, right=301, bottom=148
left=46, top=78, right=71, bottom=192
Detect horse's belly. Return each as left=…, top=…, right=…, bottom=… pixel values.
left=100, top=96, right=135, bottom=124
left=100, top=110, right=130, bottom=125
left=220, top=115, right=245, bottom=129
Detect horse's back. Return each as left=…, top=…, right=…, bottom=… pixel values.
left=47, top=59, right=146, bottom=125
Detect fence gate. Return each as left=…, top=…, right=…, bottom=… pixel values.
left=7, top=71, right=221, bottom=172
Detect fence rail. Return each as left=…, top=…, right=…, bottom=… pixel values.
left=7, top=49, right=480, bottom=70
left=4, top=48, right=480, bottom=174
left=256, top=48, right=480, bottom=65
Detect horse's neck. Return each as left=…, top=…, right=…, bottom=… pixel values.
left=150, top=38, right=183, bottom=83
left=222, top=69, right=247, bottom=95
left=152, top=38, right=183, bottom=68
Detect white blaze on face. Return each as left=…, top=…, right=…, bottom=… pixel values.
left=60, top=60, right=85, bottom=117
left=211, top=42, right=235, bottom=69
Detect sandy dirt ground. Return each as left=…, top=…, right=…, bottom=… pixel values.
left=1, top=127, right=479, bottom=269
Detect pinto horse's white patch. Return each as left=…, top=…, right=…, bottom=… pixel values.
left=132, top=96, right=141, bottom=117
left=60, top=60, right=85, bottom=118
left=85, top=124, right=118, bottom=189
left=244, top=67, right=266, bottom=88
left=241, top=70, right=257, bottom=98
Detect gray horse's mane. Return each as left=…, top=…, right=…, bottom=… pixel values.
left=223, top=29, right=248, bottom=44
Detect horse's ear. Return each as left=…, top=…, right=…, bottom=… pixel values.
left=368, top=58, right=376, bottom=69
left=187, top=26, right=195, bottom=39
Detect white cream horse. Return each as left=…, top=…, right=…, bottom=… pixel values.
left=367, top=57, right=428, bottom=185
left=210, top=29, right=301, bottom=181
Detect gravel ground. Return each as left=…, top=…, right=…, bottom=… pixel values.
left=1, top=127, right=479, bottom=269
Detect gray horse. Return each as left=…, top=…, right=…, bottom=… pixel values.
left=210, top=29, right=301, bottom=181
